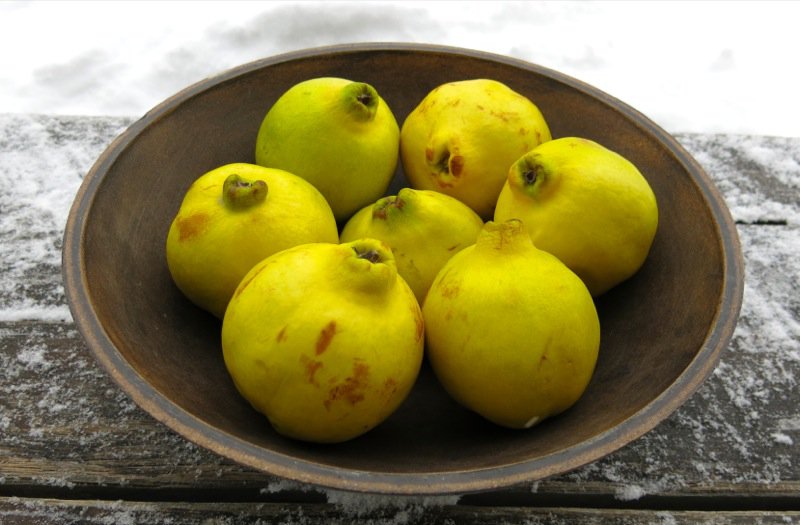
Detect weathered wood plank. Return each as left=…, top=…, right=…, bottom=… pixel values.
left=0, top=114, right=134, bottom=323
left=1, top=497, right=798, bottom=525
left=678, top=133, right=800, bottom=225
left=1, top=115, right=799, bottom=509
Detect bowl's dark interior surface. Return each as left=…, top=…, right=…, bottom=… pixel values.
left=76, top=47, right=729, bottom=487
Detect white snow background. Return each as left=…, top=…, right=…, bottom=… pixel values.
left=1, top=0, right=799, bottom=138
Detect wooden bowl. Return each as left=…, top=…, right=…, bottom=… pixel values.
left=62, top=43, right=744, bottom=495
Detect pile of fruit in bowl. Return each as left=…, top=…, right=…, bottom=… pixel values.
left=165, top=76, right=659, bottom=444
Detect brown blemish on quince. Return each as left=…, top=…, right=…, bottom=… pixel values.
left=449, top=155, right=465, bottom=177
left=373, top=196, right=404, bottom=220
left=276, top=326, right=288, bottom=342
left=315, top=320, right=337, bottom=355
left=383, top=377, right=398, bottom=399
left=176, top=212, right=209, bottom=242
left=490, top=109, right=515, bottom=122
left=300, top=355, right=323, bottom=386
left=439, top=281, right=461, bottom=299
left=539, top=353, right=548, bottom=367
left=324, top=360, right=369, bottom=410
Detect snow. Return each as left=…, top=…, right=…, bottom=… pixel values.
left=680, top=134, right=800, bottom=226
left=15, top=345, right=50, bottom=369
left=0, top=114, right=132, bottom=322
left=325, top=490, right=461, bottom=520
left=772, top=433, right=794, bottom=446
left=556, top=209, right=799, bottom=501
left=778, top=417, right=800, bottom=431
left=614, top=484, right=645, bottom=501
left=1, top=1, right=799, bottom=138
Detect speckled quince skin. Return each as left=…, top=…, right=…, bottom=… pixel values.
left=400, top=79, right=551, bottom=219
left=255, top=77, right=400, bottom=222
left=340, top=187, right=484, bottom=304
left=221, top=239, right=424, bottom=444
left=494, top=137, right=659, bottom=296
left=165, top=163, right=338, bottom=319
left=423, top=219, right=600, bottom=430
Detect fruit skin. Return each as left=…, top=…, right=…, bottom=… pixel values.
left=340, top=187, right=484, bottom=304
left=423, top=219, right=600, bottom=429
left=494, top=137, right=659, bottom=296
left=166, top=163, right=338, bottom=319
left=400, top=79, right=551, bottom=219
left=221, top=239, right=424, bottom=443
left=255, top=77, right=400, bottom=222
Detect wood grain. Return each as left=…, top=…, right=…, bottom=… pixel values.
left=1, top=114, right=799, bottom=520
left=1, top=497, right=799, bottom=525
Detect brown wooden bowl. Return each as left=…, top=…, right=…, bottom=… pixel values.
left=62, top=43, right=744, bottom=495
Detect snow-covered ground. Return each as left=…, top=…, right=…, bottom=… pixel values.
left=1, top=1, right=798, bottom=137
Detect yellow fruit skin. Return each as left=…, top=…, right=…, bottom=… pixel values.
left=400, top=79, right=551, bottom=219
left=340, top=188, right=484, bottom=304
left=423, top=220, right=600, bottom=429
left=166, top=163, right=338, bottom=319
left=221, top=239, right=424, bottom=444
left=255, top=77, right=400, bottom=222
left=494, top=137, right=659, bottom=296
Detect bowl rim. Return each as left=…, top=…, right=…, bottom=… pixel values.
left=61, top=42, right=745, bottom=495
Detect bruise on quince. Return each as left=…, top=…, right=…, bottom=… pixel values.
left=175, top=212, right=210, bottom=242
left=325, top=360, right=370, bottom=410
left=315, top=320, right=337, bottom=355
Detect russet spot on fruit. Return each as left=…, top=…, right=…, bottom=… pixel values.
left=423, top=219, right=600, bottom=429
left=221, top=239, right=424, bottom=443
left=165, top=163, right=338, bottom=319
left=400, top=79, right=551, bottom=219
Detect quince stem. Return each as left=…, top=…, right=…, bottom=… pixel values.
left=372, top=195, right=405, bottom=220
left=476, top=219, right=532, bottom=253
left=355, top=248, right=383, bottom=264
left=342, top=82, right=379, bottom=122
left=222, top=174, right=268, bottom=210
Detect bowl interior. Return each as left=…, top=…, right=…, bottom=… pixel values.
left=68, top=45, right=740, bottom=494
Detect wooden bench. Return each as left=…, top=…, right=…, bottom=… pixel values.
left=1, top=114, right=798, bottom=523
